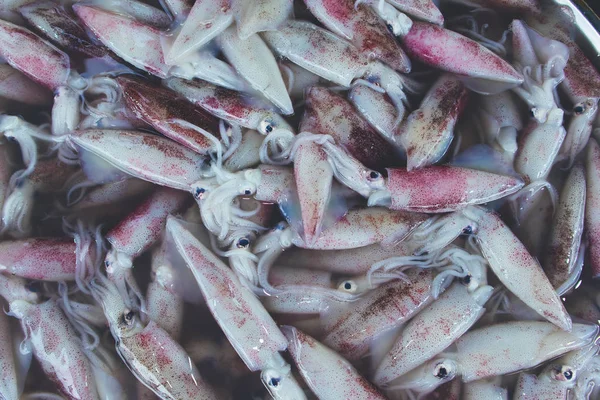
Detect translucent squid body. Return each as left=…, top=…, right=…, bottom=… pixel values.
left=472, top=91, right=523, bottom=163
left=235, top=0, right=293, bottom=39
left=365, top=165, right=524, bottom=213
left=303, top=0, right=411, bottom=72
left=218, top=26, right=293, bottom=114
left=105, top=187, right=190, bottom=309
left=262, top=20, right=418, bottom=114
left=391, top=321, right=598, bottom=394
left=543, top=164, right=586, bottom=292
left=282, top=326, right=386, bottom=400
left=0, top=237, right=77, bottom=282
left=406, top=206, right=572, bottom=330
left=398, top=22, right=524, bottom=94
left=20, top=1, right=109, bottom=58
left=585, top=139, right=600, bottom=278
left=89, top=271, right=218, bottom=400
left=116, top=74, right=224, bottom=156
left=9, top=298, right=100, bottom=400
left=374, top=268, right=493, bottom=385
left=166, top=216, right=307, bottom=399
left=510, top=19, right=568, bottom=124
left=397, top=74, right=469, bottom=170
left=514, top=344, right=599, bottom=400
left=322, top=269, right=435, bottom=361
left=164, top=77, right=295, bottom=162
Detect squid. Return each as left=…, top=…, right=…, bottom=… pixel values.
left=404, top=206, right=572, bottom=330
left=166, top=216, right=307, bottom=399
left=390, top=321, right=598, bottom=394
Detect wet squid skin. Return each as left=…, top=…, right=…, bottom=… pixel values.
left=0, top=0, right=599, bottom=399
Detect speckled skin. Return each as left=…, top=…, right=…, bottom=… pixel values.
left=262, top=267, right=332, bottom=314
left=107, top=187, right=190, bottom=258
left=71, top=129, right=205, bottom=192
left=20, top=2, right=107, bottom=57
left=301, top=86, right=398, bottom=171
left=471, top=207, right=572, bottom=331
left=146, top=239, right=185, bottom=339
left=401, top=22, right=523, bottom=94
left=219, top=26, right=293, bottom=115
left=0, top=274, right=39, bottom=304
left=278, top=243, right=406, bottom=275
left=282, top=326, right=386, bottom=400
left=254, top=165, right=294, bottom=202
left=349, top=84, right=402, bottom=141
left=463, top=378, right=507, bottom=400
left=74, top=5, right=169, bottom=78
left=0, top=64, right=52, bottom=106
left=374, top=283, right=487, bottom=384
left=301, top=207, right=427, bottom=250
left=163, top=0, right=193, bottom=21
left=543, top=165, right=586, bottom=288
left=514, top=373, right=568, bottom=400
left=0, top=18, right=69, bottom=90
left=26, top=156, right=78, bottom=193
left=262, top=20, right=368, bottom=87
left=10, top=299, right=99, bottom=400
left=585, top=139, right=600, bottom=278
left=0, top=309, right=18, bottom=400
left=167, top=217, right=288, bottom=371
left=0, top=238, right=76, bottom=281
left=164, top=77, right=292, bottom=134
left=166, top=0, right=232, bottom=64
left=386, top=0, right=443, bottom=25
left=324, top=269, right=434, bottom=361
left=235, top=0, right=292, bottom=39
left=117, top=75, right=221, bottom=155
left=456, top=322, right=598, bottom=382
left=119, top=320, right=217, bottom=400
left=526, top=5, right=600, bottom=105
left=399, top=74, right=468, bottom=170
left=382, top=166, right=524, bottom=212
left=304, top=0, right=410, bottom=72
left=71, top=179, right=154, bottom=211
left=294, top=141, right=333, bottom=245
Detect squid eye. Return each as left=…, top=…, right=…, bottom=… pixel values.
left=194, top=187, right=206, bottom=200
left=339, top=280, right=357, bottom=293
left=386, top=24, right=394, bottom=33
left=574, top=105, right=585, bottom=114
left=268, top=377, right=281, bottom=387
left=462, top=225, right=473, bottom=235
left=554, top=366, right=575, bottom=381
left=237, top=238, right=250, bottom=248
left=123, top=309, right=135, bottom=325
left=460, top=275, right=472, bottom=285
left=563, top=369, right=574, bottom=380
left=368, top=171, right=381, bottom=181
left=265, top=124, right=273, bottom=133
left=434, top=363, right=450, bottom=379
left=25, top=281, right=41, bottom=293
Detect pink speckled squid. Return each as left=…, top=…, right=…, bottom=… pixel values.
left=88, top=270, right=219, bottom=400
left=282, top=326, right=386, bottom=400
left=404, top=205, right=572, bottom=330
left=387, top=321, right=597, bottom=395
left=166, top=216, right=307, bottom=400
left=104, top=186, right=190, bottom=310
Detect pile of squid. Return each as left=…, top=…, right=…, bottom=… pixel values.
left=0, top=0, right=600, bottom=398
